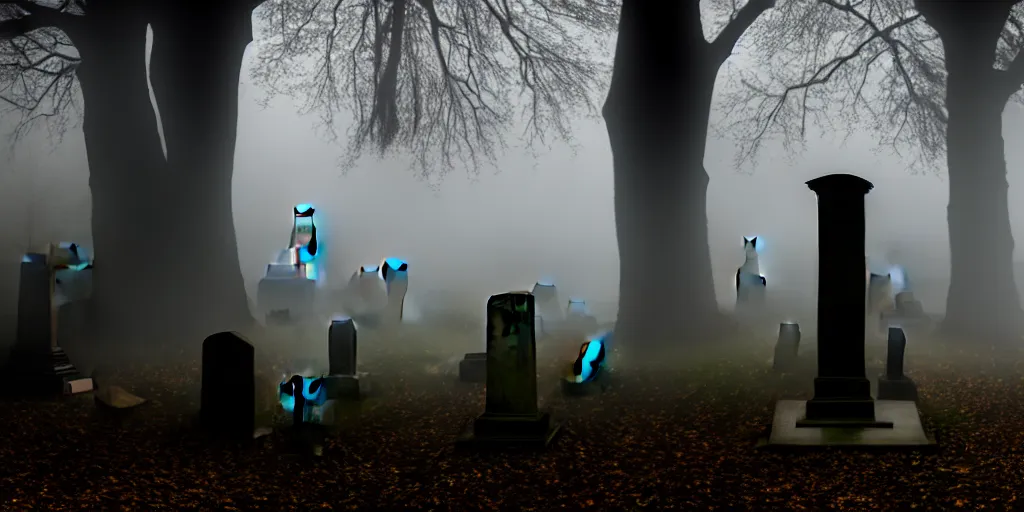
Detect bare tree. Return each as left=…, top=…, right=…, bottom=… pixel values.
left=0, top=1, right=82, bottom=143
left=723, top=0, right=1024, bottom=342
left=251, top=0, right=619, bottom=179
left=599, top=0, right=776, bottom=348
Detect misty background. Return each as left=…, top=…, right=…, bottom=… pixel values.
left=3, top=21, right=1024, bottom=331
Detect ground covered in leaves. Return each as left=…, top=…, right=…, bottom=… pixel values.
left=1, top=327, right=1022, bottom=510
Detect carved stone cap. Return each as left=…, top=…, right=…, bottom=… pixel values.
left=806, top=173, right=874, bottom=196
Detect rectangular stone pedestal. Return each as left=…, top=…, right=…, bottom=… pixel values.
left=768, top=400, right=933, bottom=448
left=323, top=373, right=370, bottom=400
left=3, top=346, right=87, bottom=398
left=458, top=353, right=486, bottom=383
left=877, top=376, right=918, bottom=401
left=456, top=412, right=561, bottom=449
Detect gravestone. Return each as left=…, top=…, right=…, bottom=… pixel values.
left=257, top=275, right=315, bottom=325
left=877, top=327, right=918, bottom=401
left=564, top=299, right=598, bottom=335
left=768, top=174, right=931, bottom=448
left=323, top=317, right=369, bottom=399
left=328, top=317, right=357, bottom=375
left=4, top=249, right=90, bottom=397
left=459, top=352, right=487, bottom=383
left=201, top=331, right=256, bottom=438
left=794, top=174, right=890, bottom=428
left=531, top=281, right=562, bottom=327
left=458, top=291, right=561, bottom=448
left=772, top=322, right=801, bottom=372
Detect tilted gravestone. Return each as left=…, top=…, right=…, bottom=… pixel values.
left=201, top=331, right=255, bottom=438
left=459, top=291, right=560, bottom=448
left=772, top=322, right=801, bottom=372
left=877, top=327, right=918, bottom=401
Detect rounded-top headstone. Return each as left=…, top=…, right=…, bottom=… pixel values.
left=806, top=173, right=874, bottom=196
left=201, top=331, right=256, bottom=438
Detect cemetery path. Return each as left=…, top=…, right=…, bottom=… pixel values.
left=0, top=334, right=1021, bottom=510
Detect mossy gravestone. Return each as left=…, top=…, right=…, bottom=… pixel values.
left=201, top=331, right=255, bottom=438
left=459, top=291, right=560, bottom=448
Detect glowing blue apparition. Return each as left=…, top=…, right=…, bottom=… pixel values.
left=50, top=242, right=94, bottom=305
left=888, top=264, right=909, bottom=294
left=282, top=203, right=323, bottom=283
left=568, top=335, right=607, bottom=384
left=278, top=376, right=328, bottom=423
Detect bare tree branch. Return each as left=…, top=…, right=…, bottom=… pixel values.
left=251, top=0, right=618, bottom=181
left=0, top=1, right=83, bottom=145
left=710, top=0, right=776, bottom=65
left=718, top=0, right=948, bottom=172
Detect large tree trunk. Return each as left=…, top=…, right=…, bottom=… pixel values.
left=67, top=5, right=173, bottom=346
left=602, top=1, right=725, bottom=349
left=921, top=0, right=1023, bottom=343
left=147, top=2, right=256, bottom=338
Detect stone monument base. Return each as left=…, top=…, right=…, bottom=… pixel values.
left=766, top=400, right=933, bottom=448
left=2, top=346, right=88, bottom=398
left=877, top=376, right=918, bottom=401
left=456, top=412, right=561, bottom=449
left=323, top=372, right=371, bottom=400
left=458, top=352, right=486, bottom=383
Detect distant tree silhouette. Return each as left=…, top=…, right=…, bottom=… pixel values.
left=251, top=0, right=618, bottom=179
left=727, top=0, right=1024, bottom=343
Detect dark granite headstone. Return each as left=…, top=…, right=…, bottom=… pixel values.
left=460, top=291, right=560, bottom=447
left=201, top=331, right=255, bottom=438
left=328, top=317, right=357, bottom=376
left=877, top=327, right=918, bottom=401
left=772, top=322, right=801, bottom=371
left=798, top=174, right=892, bottom=428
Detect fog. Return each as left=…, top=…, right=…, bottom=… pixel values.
left=5, top=26, right=1024, bottom=336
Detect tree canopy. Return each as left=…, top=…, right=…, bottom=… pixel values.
left=720, top=0, right=1024, bottom=170
left=251, top=0, right=619, bottom=178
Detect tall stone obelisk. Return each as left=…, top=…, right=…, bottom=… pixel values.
left=797, top=174, right=892, bottom=428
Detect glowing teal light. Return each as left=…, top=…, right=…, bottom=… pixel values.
left=536, top=280, right=554, bottom=287
left=571, top=338, right=606, bottom=383
left=295, top=203, right=314, bottom=213
left=278, top=376, right=327, bottom=413
left=384, top=257, right=407, bottom=270
left=361, top=265, right=379, bottom=273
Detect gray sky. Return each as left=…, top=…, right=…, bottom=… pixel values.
left=5, top=19, right=1024, bottom=322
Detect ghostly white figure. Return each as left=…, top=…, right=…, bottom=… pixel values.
left=735, top=236, right=767, bottom=318
left=380, top=257, right=409, bottom=325
left=531, top=281, right=563, bottom=329
left=343, top=264, right=388, bottom=318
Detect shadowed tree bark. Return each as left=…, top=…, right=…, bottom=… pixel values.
left=0, top=1, right=177, bottom=345
left=602, top=0, right=775, bottom=347
left=727, top=0, right=1024, bottom=343
left=147, top=0, right=261, bottom=337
